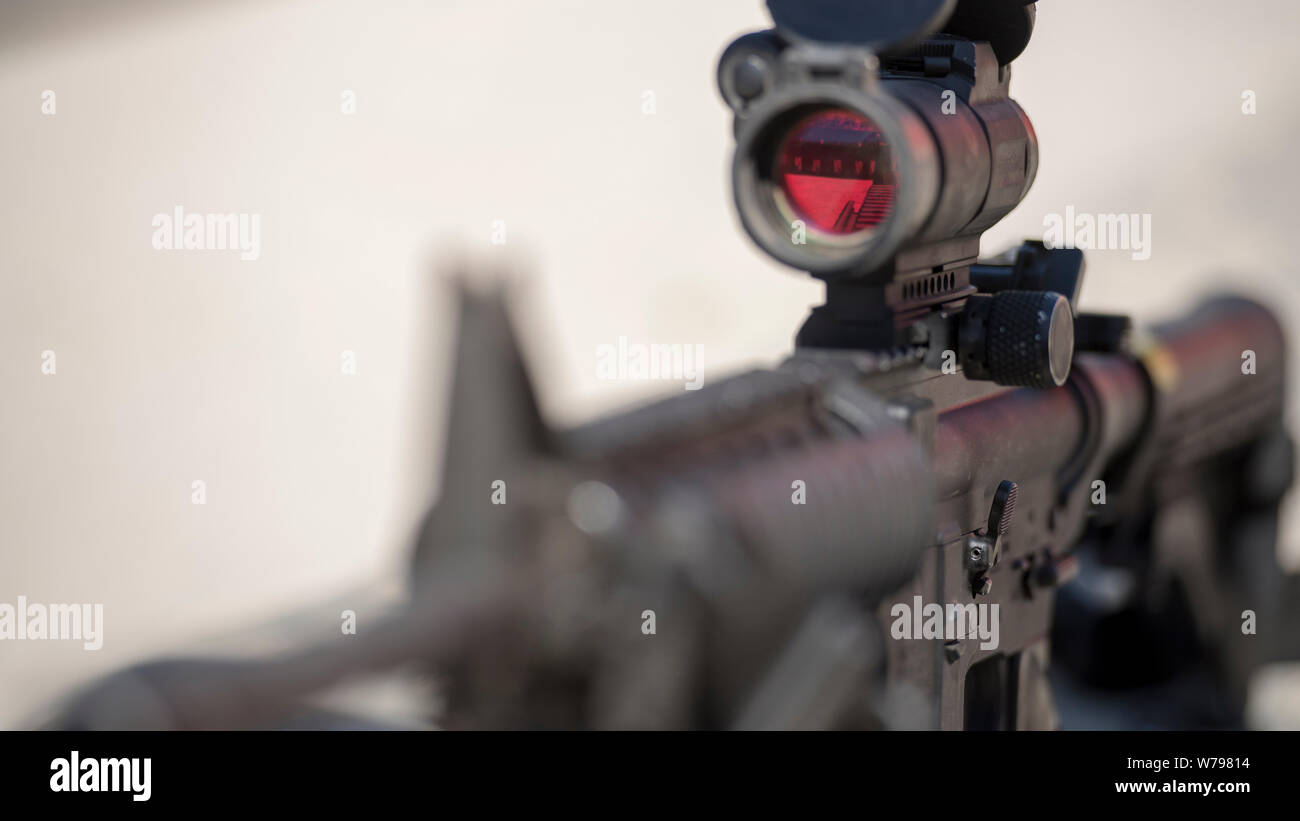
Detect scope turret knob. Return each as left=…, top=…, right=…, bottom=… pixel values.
left=959, top=290, right=1074, bottom=388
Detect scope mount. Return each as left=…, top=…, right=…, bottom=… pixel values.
left=798, top=241, right=1093, bottom=389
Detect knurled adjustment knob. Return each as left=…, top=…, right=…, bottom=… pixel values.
left=984, top=290, right=1074, bottom=388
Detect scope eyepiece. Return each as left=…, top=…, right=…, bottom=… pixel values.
left=771, top=109, right=896, bottom=241
left=720, top=32, right=1037, bottom=284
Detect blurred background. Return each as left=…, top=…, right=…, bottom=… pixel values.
left=3, top=0, right=1299, bottom=728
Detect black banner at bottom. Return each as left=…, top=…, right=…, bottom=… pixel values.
left=1, top=730, right=1288, bottom=808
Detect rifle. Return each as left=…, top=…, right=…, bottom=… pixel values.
left=53, top=0, right=1300, bottom=730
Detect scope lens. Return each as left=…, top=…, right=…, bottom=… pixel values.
left=773, top=108, right=897, bottom=239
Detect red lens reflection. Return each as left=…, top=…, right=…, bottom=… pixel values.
left=774, top=108, right=896, bottom=236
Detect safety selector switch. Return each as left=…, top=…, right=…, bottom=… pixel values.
left=965, top=480, right=1018, bottom=597
left=959, top=291, right=1075, bottom=388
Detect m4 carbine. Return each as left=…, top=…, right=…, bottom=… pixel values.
left=54, top=0, right=1300, bottom=730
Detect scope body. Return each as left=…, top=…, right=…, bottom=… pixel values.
left=722, top=28, right=1080, bottom=386
left=727, top=33, right=1036, bottom=282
